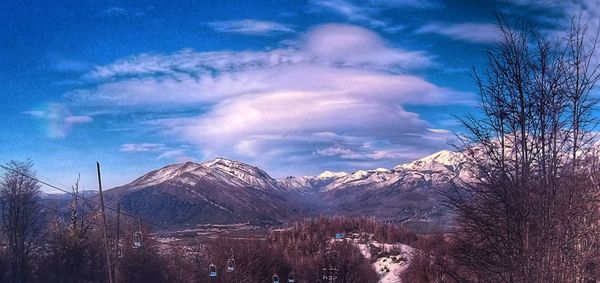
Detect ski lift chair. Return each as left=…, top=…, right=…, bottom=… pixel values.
left=209, top=263, right=218, bottom=277
left=288, top=271, right=296, bottom=283
left=132, top=231, right=142, bottom=248
left=226, top=258, right=235, bottom=272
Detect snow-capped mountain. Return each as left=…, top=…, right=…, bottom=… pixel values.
left=102, top=158, right=301, bottom=226
left=104, top=150, right=468, bottom=230
left=128, top=157, right=281, bottom=191
left=277, top=150, right=468, bottom=194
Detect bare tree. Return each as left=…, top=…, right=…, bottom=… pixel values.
left=0, top=160, right=42, bottom=283
left=445, top=16, right=600, bottom=282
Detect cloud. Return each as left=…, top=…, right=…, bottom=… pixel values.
left=70, top=24, right=434, bottom=108
left=120, top=143, right=167, bottom=152
left=303, top=24, right=431, bottom=68
left=156, top=149, right=194, bottom=162
left=101, top=7, right=146, bottom=17
left=24, top=104, right=93, bottom=138
left=308, top=0, right=439, bottom=30
left=66, top=23, right=470, bottom=174
left=415, top=22, right=501, bottom=43
left=309, top=0, right=387, bottom=28
left=207, top=19, right=295, bottom=35
left=120, top=143, right=197, bottom=163
left=501, top=0, right=600, bottom=31
left=84, top=24, right=431, bottom=82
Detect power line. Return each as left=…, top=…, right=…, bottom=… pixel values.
left=0, top=163, right=178, bottom=233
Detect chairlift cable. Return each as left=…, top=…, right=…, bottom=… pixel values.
left=0, top=164, right=178, bottom=233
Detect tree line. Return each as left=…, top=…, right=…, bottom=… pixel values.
left=0, top=163, right=415, bottom=283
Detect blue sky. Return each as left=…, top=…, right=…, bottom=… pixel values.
left=1, top=0, right=597, bottom=190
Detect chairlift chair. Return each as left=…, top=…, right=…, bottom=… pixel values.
left=272, top=274, right=280, bottom=283
left=132, top=231, right=142, bottom=248
left=226, top=258, right=235, bottom=272
left=209, top=263, right=218, bottom=277
left=288, top=271, right=296, bottom=283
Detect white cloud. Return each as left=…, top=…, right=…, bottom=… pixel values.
left=120, top=143, right=166, bottom=152
left=308, top=0, right=439, bottom=30
left=101, top=6, right=146, bottom=17
left=85, top=24, right=431, bottom=82
left=67, top=23, right=469, bottom=174
left=415, top=22, right=501, bottom=43
left=156, top=149, right=193, bottom=162
left=71, top=24, right=434, bottom=108
left=207, top=19, right=295, bottom=35
left=303, top=24, right=432, bottom=68
left=309, top=0, right=387, bottom=28
left=24, top=104, right=93, bottom=139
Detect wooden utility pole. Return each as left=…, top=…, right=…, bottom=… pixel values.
left=97, top=162, right=114, bottom=283
left=114, top=202, right=120, bottom=282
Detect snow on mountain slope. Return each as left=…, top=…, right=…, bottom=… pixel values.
left=104, top=158, right=299, bottom=226
left=128, top=157, right=280, bottom=191
left=105, top=150, right=467, bottom=228
left=317, top=171, right=349, bottom=179
left=395, top=150, right=466, bottom=172
left=131, top=149, right=467, bottom=194
left=276, top=170, right=348, bottom=192
left=295, top=150, right=468, bottom=193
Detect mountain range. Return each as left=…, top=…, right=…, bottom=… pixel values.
left=98, top=150, right=470, bottom=231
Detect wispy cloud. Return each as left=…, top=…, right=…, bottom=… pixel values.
left=120, top=143, right=196, bottom=162
left=207, top=19, right=295, bottom=35
left=308, top=0, right=439, bottom=30
left=156, top=149, right=194, bottom=162
left=65, top=23, right=469, bottom=174
left=84, top=24, right=432, bottom=82
left=24, top=104, right=93, bottom=139
left=120, top=143, right=167, bottom=152
left=101, top=6, right=147, bottom=17
left=415, top=22, right=501, bottom=43
left=309, top=0, right=386, bottom=28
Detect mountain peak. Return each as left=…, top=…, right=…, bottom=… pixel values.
left=317, top=171, right=348, bottom=179
left=396, top=150, right=465, bottom=172
left=202, top=157, right=239, bottom=167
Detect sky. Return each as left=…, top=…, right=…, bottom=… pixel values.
left=1, top=0, right=598, bottom=191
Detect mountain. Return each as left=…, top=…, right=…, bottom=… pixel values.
left=103, top=158, right=306, bottom=227
left=104, top=151, right=469, bottom=231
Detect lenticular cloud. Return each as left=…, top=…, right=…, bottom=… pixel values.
left=66, top=23, right=471, bottom=171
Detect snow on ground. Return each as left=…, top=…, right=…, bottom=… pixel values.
left=353, top=239, right=414, bottom=283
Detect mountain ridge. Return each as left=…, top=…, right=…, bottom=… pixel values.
left=102, top=150, right=467, bottom=230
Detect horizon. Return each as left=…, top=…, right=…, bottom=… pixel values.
left=1, top=0, right=596, bottom=191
